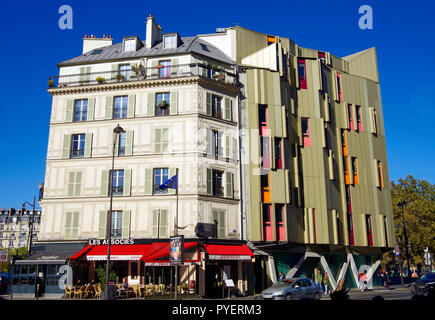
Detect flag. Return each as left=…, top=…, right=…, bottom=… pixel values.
left=158, top=174, right=178, bottom=190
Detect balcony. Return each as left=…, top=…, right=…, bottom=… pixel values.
left=48, top=63, right=237, bottom=89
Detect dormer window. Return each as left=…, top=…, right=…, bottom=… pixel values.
left=123, top=38, right=137, bottom=52
left=164, top=35, right=177, bottom=49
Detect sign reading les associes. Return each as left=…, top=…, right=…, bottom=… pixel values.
left=88, top=239, right=135, bottom=245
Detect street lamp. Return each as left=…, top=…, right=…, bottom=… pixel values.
left=22, top=196, right=36, bottom=253
left=105, top=124, right=125, bottom=300
left=398, top=201, right=412, bottom=284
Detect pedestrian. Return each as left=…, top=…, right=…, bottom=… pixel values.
left=315, top=270, right=323, bottom=291
left=279, top=272, right=285, bottom=281
left=360, top=271, right=368, bottom=291
left=384, top=271, right=391, bottom=290
left=323, top=272, right=330, bottom=294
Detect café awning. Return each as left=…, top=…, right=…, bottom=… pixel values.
left=203, top=244, right=255, bottom=261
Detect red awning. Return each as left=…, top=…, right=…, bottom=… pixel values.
left=203, top=244, right=254, bottom=261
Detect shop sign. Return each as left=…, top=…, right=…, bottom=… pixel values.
left=170, top=235, right=184, bottom=265
left=88, top=238, right=135, bottom=246
left=209, top=255, right=253, bottom=261
left=0, top=250, right=8, bottom=263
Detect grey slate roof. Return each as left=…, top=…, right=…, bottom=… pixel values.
left=58, top=36, right=234, bottom=66
left=15, top=242, right=87, bottom=265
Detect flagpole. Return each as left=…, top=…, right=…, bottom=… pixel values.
left=175, top=167, right=179, bottom=300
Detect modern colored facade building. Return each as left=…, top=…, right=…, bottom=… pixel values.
left=13, top=15, right=394, bottom=298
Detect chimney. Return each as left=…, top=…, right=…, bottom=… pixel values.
left=82, top=34, right=113, bottom=54
left=145, top=14, right=162, bottom=48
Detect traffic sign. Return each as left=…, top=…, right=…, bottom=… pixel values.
left=0, top=250, right=8, bottom=263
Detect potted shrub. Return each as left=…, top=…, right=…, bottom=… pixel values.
left=96, top=264, right=117, bottom=300
left=115, top=73, right=125, bottom=82
left=131, top=64, right=146, bottom=80
left=48, top=79, right=55, bottom=88
left=158, top=100, right=169, bottom=108
left=96, top=76, right=106, bottom=84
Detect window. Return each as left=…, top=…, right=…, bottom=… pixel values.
left=356, top=105, right=363, bottom=132
left=346, top=185, right=352, bottom=214
left=155, top=92, right=170, bottom=116
left=267, top=36, right=276, bottom=45
left=154, top=128, right=169, bottom=153
left=118, top=132, right=126, bottom=156
left=336, top=73, right=343, bottom=102
left=119, top=64, right=130, bottom=80
left=341, top=129, right=348, bottom=156
left=164, top=35, right=177, bottom=48
left=111, top=170, right=124, bottom=196
left=297, top=59, right=307, bottom=89
left=123, top=39, right=136, bottom=52
left=351, top=157, right=359, bottom=185
left=212, top=95, right=222, bottom=119
left=71, top=134, right=85, bottom=158
left=111, top=211, right=123, bottom=238
left=372, top=109, right=378, bottom=135
left=153, top=168, right=169, bottom=194
left=260, top=137, right=270, bottom=169
left=383, top=216, right=389, bottom=247
left=159, top=60, right=171, bottom=78
left=212, top=170, right=224, bottom=197
left=366, top=214, right=373, bottom=246
left=258, top=105, right=268, bottom=132
left=313, top=209, right=318, bottom=243
left=377, top=161, right=384, bottom=189
left=318, top=51, right=326, bottom=63
left=262, top=204, right=273, bottom=241
left=212, top=130, right=223, bottom=158
left=301, top=118, right=311, bottom=147
left=9, top=240, right=14, bottom=247
left=114, top=96, right=128, bottom=119
left=74, top=99, right=88, bottom=122
left=343, top=156, right=350, bottom=185
left=347, top=212, right=354, bottom=246
left=274, top=138, right=282, bottom=169
left=275, top=204, right=285, bottom=241
left=20, top=225, right=26, bottom=231
left=348, top=104, right=354, bottom=130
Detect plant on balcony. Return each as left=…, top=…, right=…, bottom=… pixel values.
left=131, top=64, right=146, bottom=80
left=48, top=79, right=55, bottom=88
left=156, top=64, right=164, bottom=69
left=115, top=73, right=125, bottom=82
left=96, top=76, right=106, bottom=84
left=158, top=100, right=169, bottom=108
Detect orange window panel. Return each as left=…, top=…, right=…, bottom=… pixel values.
left=378, top=161, right=384, bottom=188
left=261, top=173, right=271, bottom=203
left=343, top=156, right=350, bottom=185
left=341, top=130, right=348, bottom=157
left=267, top=36, right=276, bottom=44
left=352, top=157, right=359, bottom=185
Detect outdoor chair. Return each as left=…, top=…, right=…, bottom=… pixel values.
left=84, top=284, right=94, bottom=298
left=93, top=284, right=102, bottom=299
left=74, top=285, right=86, bottom=299
left=64, top=286, right=74, bottom=299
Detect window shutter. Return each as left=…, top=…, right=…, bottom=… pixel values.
left=224, top=97, right=231, bottom=121
left=105, top=96, right=114, bottom=119
left=127, top=94, right=136, bottom=118
left=206, top=168, right=212, bottom=195
left=123, top=169, right=132, bottom=196
left=219, top=210, right=226, bottom=238
left=225, top=172, right=234, bottom=198
left=87, top=98, right=95, bottom=121
left=98, top=211, right=107, bottom=239
left=62, top=134, right=71, bottom=159
left=160, top=209, right=168, bottom=238
left=225, top=134, right=231, bottom=159
left=71, top=212, right=79, bottom=239
left=111, top=64, right=118, bottom=80
left=125, top=130, right=133, bottom=156
left=206, top=92, right=212, bottom=115
left=84, top=133, right=93, bottom=158
left=207, top=128, right=212, bottom=155
left=152, top=210, right=159, bottom=237
left=202, top=61, right=208, bottom=77
left=171, top=58, right=179, bottom=77
left=147, top=93, right=155, bottom=116
left=64, top=212, right=72, bottom=240
left=217, top=132, right=223, bottom=157
left=101, top=170, right=109, bottom=196
left=112, top=132, right=119, bottom=156
left=66, top=99, right=74, bottom=122
left=75, top=171, right=82, bottom=196
left=122, top=210, right=131, bottom=238
left=168, top=168, right=177, bottom=195
left=151, top=60, right=158, bottom=78
left=144, top=168, right=153, bottom=195
left=154, top=129, right=161, bottom=153
left=67, top=172, right=75, bottom=197
left=170, top=91, right=178, bottom=115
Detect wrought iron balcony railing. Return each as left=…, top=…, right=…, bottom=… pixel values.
left=48, top=63, right=237, bottom=88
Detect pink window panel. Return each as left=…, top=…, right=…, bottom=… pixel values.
left=275, top=205, right=285, bottom=241
left=337, top=73, right=343, bottom=102
left=356, top=105, right=363, bottom=132
left=348, top=104, right=355, bottom=131
left=275, top=138, right=282, bottom=169
left=297, top=59, right=307, bottom=89
left=259, top=106, right=268, bottom=136
left=366, top=215, right=374, bottom=246
left=261, top=137, right=270, bottom=169
left=263, top=204, right=273, bottom=241
left=302, top=118, right=311, bottom=147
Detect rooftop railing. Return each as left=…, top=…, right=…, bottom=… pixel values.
left=48, top=63, right=237, bottom=89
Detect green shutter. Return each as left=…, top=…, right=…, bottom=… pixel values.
left=206, top=92, right=212, bottom=115
left=168, top=168, right=177, bottom=195
left=152, top=210, right=159, bottom=238
left=224, top=97, right=231, bottom=121
left=226, top=172, right=234, bottom=198
left=206, top=168, right=212, bottom=195
left=144, top=168, right=153, bottom=195
left=171, top=58, right=179, bottom=77
left=64, top=212, right=72, bottom=239
left=123, top=169, right=132, bottom=196
left=84, top=133, right=93, bottom=158
left=225, top=134, right=231, bottom=159
left=87, top=98, right=95, bottom=121
left=105, top=96, right=113, bottom=119
left=147, top=93, right=155, bottom=116
left=161, top=128, right=168, bottom=153
left=154, top=129, right=161, bottom=153
left=125, top=130, right=133, bottom=156
left=160, top=209, right=168, bottom=238
left=71, top=212, right=79, bottom=239
left=202, top=61, right=208, bottom=77
left=151, top=60, right=158, bottom=78
left=170, top=91, right=178, bottom=115
left=127, top=94, right=136, bottom=118
left=101, top=170, right=109, bottom=196
left=66, top=99, right=74, bottom=122
left=207, top=129, right=212, bottom=155
left=98, top=211, right=107, bottom=239
left=219, top=210, right=226, bottom=238
left=62, top=134, right=71, bottom=159
left=75, top=171, right=82, bottom=196
left=130, top=63, right=137, bottom=80
left=67, top=172, right=75, bottom=197
left=113, top=132, right=119, bottom=156
left=122, top=210, right=131, bottom=238
left=111, top=64, right=118, bottom=80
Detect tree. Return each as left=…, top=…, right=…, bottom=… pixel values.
left=391, top=175, right=435, bottom=269
left=0, top=247, right=29, bottom=272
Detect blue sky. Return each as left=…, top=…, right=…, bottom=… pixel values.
left=0, top=0, right=434, bottom=209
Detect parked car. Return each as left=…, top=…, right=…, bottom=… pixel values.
left=411, top=273, right=435, bottom=297
left=261, top=278, right=322, bottom=300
